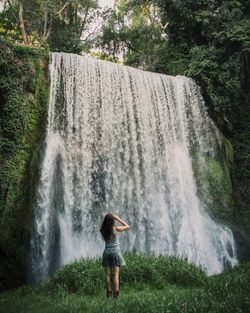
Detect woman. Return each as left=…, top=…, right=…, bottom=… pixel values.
left=100, top=213, right=129, bottom=299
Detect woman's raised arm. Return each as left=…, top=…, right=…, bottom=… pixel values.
left=113, top=215, right=129, bottom=232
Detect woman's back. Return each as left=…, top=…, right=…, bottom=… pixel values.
left=105, top=227, right=119, bottom=247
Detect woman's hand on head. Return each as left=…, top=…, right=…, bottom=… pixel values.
left=112, top=214, right=129, bottom=230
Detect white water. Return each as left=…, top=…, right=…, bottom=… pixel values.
left=29, top=52, right=238, bottom=282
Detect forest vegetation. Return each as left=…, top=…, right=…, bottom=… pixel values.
left=0, top=0, right=250, bottom=300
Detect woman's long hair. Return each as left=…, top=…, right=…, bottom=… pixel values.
left=100, top=213, right=115, bottom=241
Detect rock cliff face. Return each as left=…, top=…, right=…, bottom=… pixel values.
left=0, top=41, right=49, bottom=291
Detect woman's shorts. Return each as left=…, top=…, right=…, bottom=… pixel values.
left=102, top=246, right=126, bottom=267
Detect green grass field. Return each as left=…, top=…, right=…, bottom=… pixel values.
left=0, top=253, right=249, bottom=313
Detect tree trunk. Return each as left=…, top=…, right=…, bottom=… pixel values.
left=43, top=6, right=48, bottom=40
left=41, top=5, right=52, bottom=44
left=18, top=0, right=28, bottom=43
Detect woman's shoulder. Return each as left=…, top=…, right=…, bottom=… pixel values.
left=112, top=226, right=118, bottom=234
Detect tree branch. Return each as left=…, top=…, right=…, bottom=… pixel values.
left=125, top=40, right=141, bottom=54
left=56, top=2, right=69, bottom=15
left=78, top=7, right=90, bottom=38
left=82, top=19, right=103, bottom=42
left=41, top=10, right=52, bottom=44
left=43, top=5, right=48, bottom=39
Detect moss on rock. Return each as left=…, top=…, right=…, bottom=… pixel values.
left=0, top=39, right=49, bottom=291
left=192, top=133, right=235, bottom=224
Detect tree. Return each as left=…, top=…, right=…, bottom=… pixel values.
left=97, top=0, right=168, bottom=70
left=0, top=0, right=102, bottom=53
left=48, top=0, right=103, bottom=53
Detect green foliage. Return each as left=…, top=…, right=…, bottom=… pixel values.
left=48, top=256, right=104, bottom=295
left=97, top=0, right=168, bottom=70
left=0, top=256, right=249, bottom=313
left=47, top=253, right=206, bottom=295
left=156, top=0, right=248, bottom=126
left=0, top=0, right=101, bottom=53
left=120, top=253, right=206, bottom=288
left=47, top=0, right=100, bottom=53
left=196, top=155, right=234, bottom=222
left=203, top=261, right=250, bottom=312
left=0, top=2, right=20, bottom=40
left=192, top=135, right=235, bottom=223
left=0, top=38, right=49, bottom=290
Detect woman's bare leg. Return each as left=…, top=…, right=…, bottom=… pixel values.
left=113, top=266, right=120, bottom=291
left=105, top=267, right=112, bottom=291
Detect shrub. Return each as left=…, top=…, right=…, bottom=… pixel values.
left=47, top=253, right=207, bottom=295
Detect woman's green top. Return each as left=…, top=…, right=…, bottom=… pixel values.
left=103, top=228, right=126, bottom=266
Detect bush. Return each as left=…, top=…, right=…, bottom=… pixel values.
left=47, top=256, right=103, bottom=295
left=120, top=253, right=207, bottom=288
left=47, top=253, right=207, bottom=295
left=0, top=258, right=249, bottom=313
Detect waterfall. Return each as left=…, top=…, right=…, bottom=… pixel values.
left=29, top=52, right=238, bottom=282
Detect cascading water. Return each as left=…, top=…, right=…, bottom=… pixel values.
left=29, top=52, right=238, bottom=282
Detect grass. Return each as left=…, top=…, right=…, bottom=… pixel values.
left=0, top=253, right=249, bottom=313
